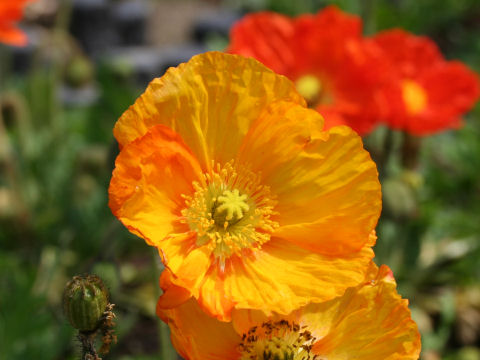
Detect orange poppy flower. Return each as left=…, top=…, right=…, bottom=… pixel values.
left=158, top=262, right=421, bottom=360
left=372, top=29, right=480, bottom=135
left=227, top=6, right=390, bottom=135
left=109, top=52, right=381, bottom=321
left=0, top=0, right=32, bottom=46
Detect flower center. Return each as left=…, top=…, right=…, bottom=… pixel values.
left=181, top=162, right=278, bottom=265
left=239, top=320, right=317, bottom=360
left=213, top=189, right=250, bottom=225
left=296, top=75, right=322, bottom=105
left=295, top=74, right=332, bottom=108
left=402, top=79, right=427, bottom=115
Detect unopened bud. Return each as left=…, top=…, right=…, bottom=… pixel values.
left=63, top=275, right=109, bottom=332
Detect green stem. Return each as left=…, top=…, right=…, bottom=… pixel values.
left=56, top=0, right=73, bottom=32
left=378, top=128, right=394, bottom=179
left=0, top=93, right=29, bottom=223
left=361, top=0, right=377, bottom=35
left=78, top=331, right=101, bottom=360
left=401, top=132, right=421, bottom=170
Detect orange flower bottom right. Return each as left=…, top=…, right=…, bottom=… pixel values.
left=157, top=261, right=421, bottom=360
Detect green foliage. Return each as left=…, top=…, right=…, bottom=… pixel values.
left=0, top=38, right=160, bottom=358
left=0, top=253, right=74, bottom=360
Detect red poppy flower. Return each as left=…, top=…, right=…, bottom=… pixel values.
left=227, top=6, right=390, bottom=135
left=372, top=29, right=480, bottom=135
left=0, top=0, right=32, bottom=46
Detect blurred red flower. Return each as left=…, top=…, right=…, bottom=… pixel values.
left=373, top=29, right=480, bottom=135
left=0, top=0, right=32, bottom=46
left=227, top=6, right=390, bottom=135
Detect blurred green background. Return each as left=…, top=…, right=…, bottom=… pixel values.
left=0, top=0, right=479, bottom=359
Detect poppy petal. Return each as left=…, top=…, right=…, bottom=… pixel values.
left=157, top=297, right=241, bottom=360
left=227, top=12, right=296, bottom=77
left=239, top=101, right=381, bottom=255
left=0, top=25, right=27, bottom=46
left=109, top=124, right=203, bottom=246
left=309, top=264, right=421, bottom=359
left=215, top=234, right=375, bottom=318
left=113, top=52, right=304, bottom=170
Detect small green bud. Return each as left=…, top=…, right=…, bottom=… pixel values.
left=382, top=177, right=417, bottom=219
left=63, top=275, right=109, bottom=332
left=65, top=56, right=94, bottom=88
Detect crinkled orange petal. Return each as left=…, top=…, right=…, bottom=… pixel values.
left=227, top=12, right=296, bottom=77
left=111, top=52, right=385, bottom=322
left=230, top=262, right=420, bottom=359
left=157, top=297, right=241, bottom=360
left=156, top=270, right=191, bottom=319
left=195, top=233, right=375, bottom=320
left=114, top=52, right=304, bottom=170
left=195, top=266, right=238, bottom=321
left=109, top=124, right=214, bottom=295
left=238, top=102, right=381, bottom=255
left=307, top=263, right=421, bottom=359
left=157, top=232, right=212, bottom=297
left=109, top=124, right=203, bottom=246
left=159, top=260, right=420, bottom=360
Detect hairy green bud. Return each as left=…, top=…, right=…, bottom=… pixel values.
left=63, top=275, right=109, bottom=332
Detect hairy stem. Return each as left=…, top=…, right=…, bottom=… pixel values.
left=78, top=331, right=101, bottom=360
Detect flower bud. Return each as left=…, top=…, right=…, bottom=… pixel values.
left=63, top=275, right=109, bottom=332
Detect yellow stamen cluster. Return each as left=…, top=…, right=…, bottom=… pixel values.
left=296, top=75, right=322, bottom=106
left=181, top=161, right=278, bottom=265
left=295, top=74, right=333, bottom=108
left=402, top=79, right=427, bottom=115
left=239, top=320, right=318, bottom=360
